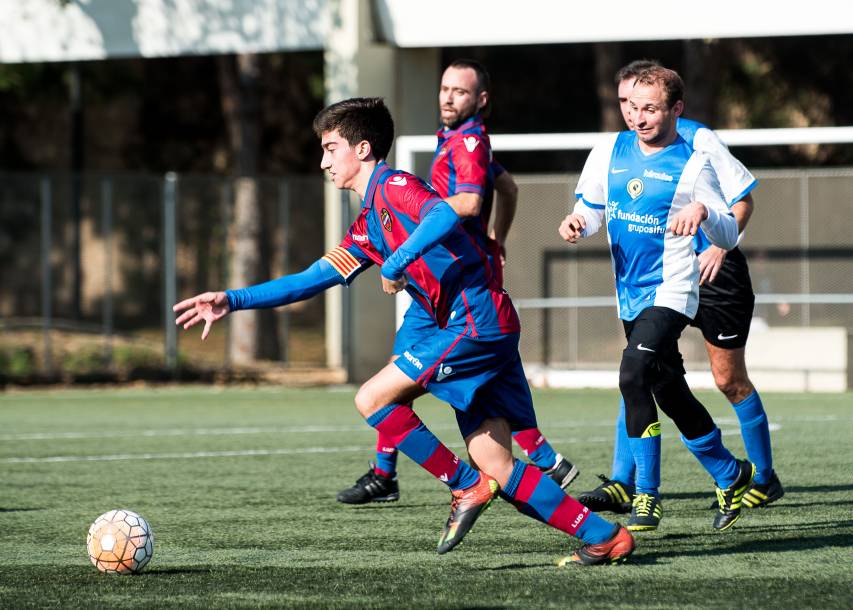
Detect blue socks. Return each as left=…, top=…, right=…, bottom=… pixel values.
left=611, top=399, right=636, bottom=486
left=681, top=427, right=739, bottom=488
left=731, top=391, right=773, bottom=485
left=628, top=422, right=661, bottom=495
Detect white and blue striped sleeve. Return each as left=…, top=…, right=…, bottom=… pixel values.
left=572, top=134, right=616, bottom=237
left=694, top=162, right=739, bottom=250
left=692, top=127, right=757, bottom=206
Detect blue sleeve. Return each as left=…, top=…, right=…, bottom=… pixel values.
left=226, top=258, right=344, bottom=311
left=381, top=201, right=460, bottom=280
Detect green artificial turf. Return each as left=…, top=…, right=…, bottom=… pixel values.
left=1, top=386, right=852, bottom=609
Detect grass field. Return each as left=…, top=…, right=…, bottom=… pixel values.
left=1, top=386, right=852, bottom=609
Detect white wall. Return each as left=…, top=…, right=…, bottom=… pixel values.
left=0, top=0, right=325, bottom=63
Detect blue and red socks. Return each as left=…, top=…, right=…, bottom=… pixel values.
left=628, top=421, right=661, bottom=495
left=366, top=403, right=479, bottom=491
left=502, top=459, right=616, bottom=544
left=512, top=427, right=559, bottom=470
left=611, top=398, right=636, bottom=486
left=373, top=432, right=399, bottom=479
left=731, top=390, right=773, bottom=485
left=681, top=427, right=740, bottom=488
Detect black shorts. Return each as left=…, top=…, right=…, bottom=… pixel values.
left=690, top=246, right=755, bottom=349
left=623, top=306, right=691, bottom=380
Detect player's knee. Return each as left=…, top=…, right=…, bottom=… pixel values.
left=619, top=354, right=652, bottom=397
left=715, top=374, right=754, bottom=404
left=354, top=384, right=382, bottom=418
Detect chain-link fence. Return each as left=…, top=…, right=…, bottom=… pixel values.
left=3, top=167, right=851, bottom=387
left=0, top=171, right=325, bottom=379
left=503, top=168, right=853, bottom=389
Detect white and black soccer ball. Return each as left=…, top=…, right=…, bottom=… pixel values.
left=86, top=509, right=154, bottom=574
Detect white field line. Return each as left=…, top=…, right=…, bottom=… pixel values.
left=0, top=417, right=811, bottom=444
left=0, top=420, right=615, bottom=442
left=1, top=424, right=781, bottom=465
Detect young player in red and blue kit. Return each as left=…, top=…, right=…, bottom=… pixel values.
left=338, top=60, right=578, bottom=507
left=174, top=97, right=634, bottom=565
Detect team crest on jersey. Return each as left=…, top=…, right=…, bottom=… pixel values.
left=380, top=208, right=393, bottom=231
left=627, top=178, right=644, bottom=199
left=463, top=136, right=480, bottom=152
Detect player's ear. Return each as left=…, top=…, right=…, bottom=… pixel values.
left=672, top=99, right=684, bottom=118
left=355, top=139, right=372, bottom=161
left=477, top=89, right=489, bottom=112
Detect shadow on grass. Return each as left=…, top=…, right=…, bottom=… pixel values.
left=0, top=507, right=42, bottom=513
left=481, top=562, right=560, bottom=571
left=145, top=567, right=214, bottom=575
left=665, top=481, right=853, bottom=502
left=644, top=520, right=853, bottom=560
left=348, top=502, right=444, bottom=510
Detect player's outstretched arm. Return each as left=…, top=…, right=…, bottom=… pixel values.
left=175, top=258, right=349, bottom=339
left=173, top=292, right=230, bottom=341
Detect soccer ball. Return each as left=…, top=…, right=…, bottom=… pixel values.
left=86, top=509, right=154, bottom=574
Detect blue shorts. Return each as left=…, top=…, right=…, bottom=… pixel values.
left=393, top=316, right=537, bottom=439
left=392, top=304, right=436, bottom=356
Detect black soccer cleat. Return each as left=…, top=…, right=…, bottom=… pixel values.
left=743, top=471, right=785, bottom=508
left=713, top=460, right=755, bottom=531
left=627, top=493, right=662, bottom=532
left=559, top=524, right=635, bottom=566
left=336, top=463, right=400, bottom=505
left=541, top=454, right=580, bottom=490
left=578, top=475, right=635, bottom=514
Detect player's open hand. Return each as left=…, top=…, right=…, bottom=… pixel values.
left=698, top=245, right=727, bottom=285
left=669, top=201, right=708, bottom=237
left=381, top=275, right=408, bottom=295
left=559, top=213, right=586, bottom=243
left=173, top=291, right=230, bottom=340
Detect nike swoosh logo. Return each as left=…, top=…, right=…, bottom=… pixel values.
left=717, top=333, right=739, bottom=341
left=637, top=343, right=655, bottom=352
left=610, top=168, right=629, bottom=174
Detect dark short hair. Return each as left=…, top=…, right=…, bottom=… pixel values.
left=312, top=97, right=394, bottom=161
left=614, top=59, right=662, bottom=86
left=634, top=67, right=684, bottom=108
left=446, top=58, right=492, bottom=118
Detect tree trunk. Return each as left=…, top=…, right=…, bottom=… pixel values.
left=217, top=53, right=279, bottom=365
left=595, top=43, right=624, bottom=132
left=683, top=39, right=721, bottom=126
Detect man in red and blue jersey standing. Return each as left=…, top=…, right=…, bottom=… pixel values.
left=337, top=60, right=579, bottom=506
left=174, top=97, right=634, bottom=565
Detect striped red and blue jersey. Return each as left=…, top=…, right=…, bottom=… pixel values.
left=430, top=114, right=496, bottom=233
left=430, top=114, right=506, bottom=283
left=322, top=161, right=519, bottom=339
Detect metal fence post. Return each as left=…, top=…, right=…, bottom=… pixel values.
left=101, top=177, right=114, bottom=366
left=163, top=173, right=178, bottom=371
left=221, top=179, right=232, bottom=370
left=278, top=178, right=291, bottom=363
left=800, top=174, right=811, bottom=326
left=40, top=176, right=53, bottom=375
left=340, top=189, right=353, bottom=375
